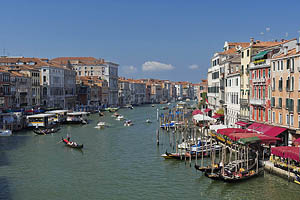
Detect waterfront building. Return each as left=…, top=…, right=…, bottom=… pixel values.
left=52, top=57, right=119, bottom=106
left=9, top=71, right=32, bottom=110
left=0, top=70, right=11, bottom=111
left=128, top=79, right=146, bottom=105
left=270, top=40, right=299, bottom=145
left=249, top=39, right=297, bottom=126
left=174, top=82, right=183, bottom=100
left=239, top=38, right=287, bottom=122
left=118, top=78, right=131, bottom=106
left=0, top=57, right=42, bottom=107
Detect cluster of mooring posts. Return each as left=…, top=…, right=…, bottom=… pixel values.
left=157, top=103, right=266, bottom=183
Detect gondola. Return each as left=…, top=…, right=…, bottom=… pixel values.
left=99, top=112, right=104, bottom=116
left=62, top=137, right=83, bottom=149
left=33, top=127, right=60, bottom=135
left=220, top=168, right=263, bottom=183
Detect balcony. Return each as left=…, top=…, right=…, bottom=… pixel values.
left=249, top=59, right=270, bottom=69
left=252, top=78, right=266, bottom=85
left=237, top=114, right=249, bottom=121
left=240, top=99, right=249, bottom=106
left=250, top=98, right=266, bottom=106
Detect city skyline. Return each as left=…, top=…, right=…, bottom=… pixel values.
left=0, top=0, right=300, bottom=82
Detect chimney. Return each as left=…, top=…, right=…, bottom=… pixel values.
left=274, top=39, right=278, bottom=42
left=284, top=46, right=288, bottom=55
left=281, top=39, right=285, bottom=42
left=250, top=37, right=254, bottom=44
left=296, top=43, right=300, bottom=53
left=256, top=40, right=260, bottom=43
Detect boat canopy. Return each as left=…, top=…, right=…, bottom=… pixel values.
left=235, top=121, right=249, bottom=127
left=67, top=112, right=88, bottom=116
left=247, top=122, right=287, bottom=137
left=217, top=128, right=253, bottom=136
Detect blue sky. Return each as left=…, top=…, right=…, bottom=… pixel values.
left=0, top=0, right=300, bottom=82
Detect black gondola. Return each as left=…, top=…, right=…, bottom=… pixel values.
left=62, top=137, right=83, bottom=149
left=33, top=127, right=60, bottom=135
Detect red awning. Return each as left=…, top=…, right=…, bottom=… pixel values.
left=271, top=146, right=300, bottom=162
left=204, top=108, right=211, bottom=112
left=217, top=128, right=253, bottom=136
left=192, top=109, right=203, bottom=115
left=235, top=121, right=249, bottom=127
left=212, top=115, right=220, bottom=119
left=228, top=132, right=281, bottom=143
left=294, top=138, right=300, bottom=145
left=264, top=127, right=287, bottom=137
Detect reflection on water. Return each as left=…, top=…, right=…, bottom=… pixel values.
left=1, top=104, right=300, bottom=200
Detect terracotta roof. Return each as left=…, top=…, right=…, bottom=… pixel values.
left=228, top=42, right=250, bottom=46
left=10, top=71, right=28, bottom=77
left=273, top=48, right=300, bottom=59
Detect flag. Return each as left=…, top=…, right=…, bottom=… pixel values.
left=205, top=98, right=208, bottom=104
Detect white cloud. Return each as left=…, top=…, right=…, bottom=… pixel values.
left=122, top=65, right=137, bottom=74
left=142, top=61, right=174, bottom=71
left=266, top=27, right=270, bottom=32
left=189, top=64, right=199, bottom=70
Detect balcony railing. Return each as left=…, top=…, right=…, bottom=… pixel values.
left=249, top=59, right=270, bottom=69
left=252, top=78, right=266, bottom=84
left=250, top=98, right=266, bottom=106
left=240, top=99, right=249, bottom=105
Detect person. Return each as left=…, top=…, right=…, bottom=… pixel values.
left=67, top=136, right=70, bottom=142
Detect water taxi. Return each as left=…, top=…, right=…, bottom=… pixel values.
left=66, top=112, right=88, bottom=124
left=124, top=120, right=133, bottom=126
left=46, top=110, right=69, bottom=123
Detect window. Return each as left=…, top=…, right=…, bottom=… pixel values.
left=272, top=78, right=275, bottom=90
left=247, top=49, right=250, bottom=57
left=290, top=99, right=294, bottom=112
left=281, top=60, right=283, bottom=70
left=263, top=70, right=265, bottom=78
left=273, top=112, right=275, bottom=123
left=298, top=115, right=300, bottom=128
left=271, top=97, right=275, bottom=107
left=254, top=87, right=257, bottom=98
left=242, top=52, right=244, bottom=58
left=279, top=77, right=282, bottom=91
left=268, top=86, right=271, bottom=99
left=291, top=114, right=294, bottom=126
left=258, top=70, right=261, bottom=79
left=268, top=110, right=271, bottom=122
left=258, top=87, right=261, bottom=99
left=43, top=76, right=46, bottom=82
left=236, top=78, right=238, bottom=86
left=279, top=113, right=282, bottom=124
left=286, top=77, right=290, bottom=91
left=279, top=98, right=282, bottom=108
left=254, top=107, right=257, bottom=120
left=298, top=99, right=300, bottom=113
left=268, top=69, right=270, bottom=78
left=263, top=86, right=265, bottom=99
left=291, top=76, right=294, bottom=91
left=258, top=108, right=261, bottom=119
left=273, top=62, right=275, bottom=71
left=286, top=114, right=290, bottom=125
left=286, top=98, right=289, bottom=109
left=287, top=59, right=290, bottom=70
left=263, top=110, right=265, bottom=121
left=277, top=61, right=280, bottom=71
left=292, top=58, right=295, bottom=71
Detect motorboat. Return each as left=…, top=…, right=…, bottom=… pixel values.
left=33, top=127, right=60, bottom=135
left=151, top=104, right=155, bottom=107
left=124, top=120, right=133, bottom=126
left=95, top=122, right=106, bottom=129
left=0, top=129, right=12, bottom=136
left=112, top=112, right=120, bottom=118
left=116, top=115, right=124, bottom=121
left=146, top=119, right=152, bottom=123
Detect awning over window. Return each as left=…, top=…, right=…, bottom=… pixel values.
left=247, top=122, right=286, bottom=137
left=264, top=127, right=287, bottom=137
left=235, top=121, right=249, bottom=127
left=252, top=50, right=269, bottom=60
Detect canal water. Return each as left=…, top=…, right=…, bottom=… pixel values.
left=1, top=104, right=300, bottom=200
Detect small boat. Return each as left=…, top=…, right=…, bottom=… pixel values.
left=167, top=102, right=171, bottom=105
left=161, top=106, right=169, bottom=110
left=146, top=119, right=152, bottom=123
left=0, top=129, right=12, bottom=136
left=106, top=107, right=120, bottom=112
left=99, top=112, right=104, bottom=116
left=112, top=112, right=120, bottom=117
left=62, top=137, right=83, bottom=149
left=124, top=104, right=134, bottom=109
left=161, top=151, right=208, bottom=159
left=116, top=115, right=124, bottom=121
left=295, top=174, right=300, bottom=185
left=33, top=127, right=60, bottom=135
left=124, top=120, right=133, bottom=126
left=95, top=122, right=106, bottom=129
left=151, top=104, right=155, bottom=107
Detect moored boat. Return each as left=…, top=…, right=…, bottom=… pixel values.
left=33, top=127, right=60, bottom=135
left=0, top=129, right=12, bottom=136
left=95, top=121, right=107, bottom=129
left=146, top=119, right=152, bottom=123
left=116, top=115, right=124, bottom=121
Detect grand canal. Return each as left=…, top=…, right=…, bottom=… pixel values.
left=1, top=104, right=300, bottom=200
